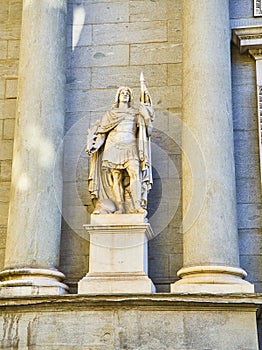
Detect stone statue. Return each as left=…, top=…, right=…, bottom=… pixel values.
left=86, top=73, right=154, bottom=216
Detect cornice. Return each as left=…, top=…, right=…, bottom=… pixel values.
left=232, top=26, right=262, bottom=54
left=0, top=294, right=261, bottom=312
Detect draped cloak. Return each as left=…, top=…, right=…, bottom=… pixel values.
left=88, top=105, right=154, bottom=211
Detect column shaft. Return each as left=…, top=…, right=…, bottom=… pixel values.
left=172, top=0, right=253, bottom=292
left=0, top=0, right=68, bottom=295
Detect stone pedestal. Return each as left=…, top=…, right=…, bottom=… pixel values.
left=78, top=214, right=155, bottom=294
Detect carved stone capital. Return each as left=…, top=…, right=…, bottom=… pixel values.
left=232, top=26, right=262, bottom=54
left=249, top=48, right=262, bottom=60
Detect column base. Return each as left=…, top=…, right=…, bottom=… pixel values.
left=171, top=265, right=254, bottom=293
left=0, top=268, right=69, bottom=296
left=78, top=273, right=156, bottom=294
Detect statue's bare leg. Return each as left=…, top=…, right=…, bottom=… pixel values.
left=126, top=160, right=145, bottom=214
left=112, top=169, right=125, bottom=214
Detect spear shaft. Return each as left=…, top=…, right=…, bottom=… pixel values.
left=140, top=72, right=145, bottom=104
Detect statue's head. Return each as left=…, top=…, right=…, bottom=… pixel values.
left=113, top=87, right=134, bottom=107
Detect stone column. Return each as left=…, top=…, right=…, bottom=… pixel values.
left=171, top=0, right=253, bottom=293
left=0, top=0, right=68, bottom=295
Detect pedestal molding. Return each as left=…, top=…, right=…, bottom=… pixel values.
left=83, top=223, right=154, bottom=240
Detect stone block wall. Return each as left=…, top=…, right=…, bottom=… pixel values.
left=62, top=0, right=183, bottom=292
left=0, top=0, right=22, bottom=270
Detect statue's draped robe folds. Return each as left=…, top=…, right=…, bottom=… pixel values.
left=88, top=105, right=154, bottom=212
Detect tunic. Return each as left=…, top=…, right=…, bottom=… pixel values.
left=102, top=112, right=139, bottom=169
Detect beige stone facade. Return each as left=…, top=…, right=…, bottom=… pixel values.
left=0, top=0, right=262, bottom=349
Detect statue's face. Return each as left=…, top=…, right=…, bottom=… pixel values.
left=119, top=88, right=130, bottom=104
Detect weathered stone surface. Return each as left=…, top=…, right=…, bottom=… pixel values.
left=66, top=67, right=91, bottom=89
left=237, top=204, right=262, bottom=229
left=0, top=202, right=9, bottom=225
left=240, top=254, right=262, bottom=284
left=0, top=225, right=6, bottom=249
left=153, top=86, right=182, bottom=108
left=230, top=0, right=253, bottom=19
left=130, top=0, right=182, bottom=22
left=130, top=43, right=182, bottom=65
left=236, top=178, right=261, bottom=204
left=7, top=40, right=20, bottom=59
left=231, top=54, right=255, bottom=87
left=67, top=2, right=129, bottom=24
left=93, top=21, right=167, bottom=45
left=0, top=60, right=19, bottom=78
left=5, top=79, right=17, bottom=99
left=0, top=40, right=7, bottom=59
left=239, top=230, right=262, bottom=255
left=60, top=223, right=89, bottom=289
left=68, top=45, right=129, bottom=68
left=0, top=182, right=10, bottom=203
left=63, top=205, right=89, bottom=231
left=233, top=106, right=257, bottom=131
left=91, top=65, right=168, bottom=89
left=66, top=88, right=122, bottom=112
left=168, top=19, right=182, bottom=43
left=0, top=2, right=9, bottom=23
left=0, top=160, right=12, bottom=181
left=0, top=140, right=13, bottom=160
left=63, top=156, right=89, bottom=183
left=168, top=63, right=182, bottom=86
left=0, top=80, right=4, bottom=99
left=0, top=99, right=17, bottom=119
left=234, top=130, right=259, bottom=156
left=0, top=120, right=3, bottom=138
left=232, top=83, right=257, bottom=107
left=0, top=296, right=259, bottom=350
left=234, top=151, right=260, bottom=179
left=8, top=0, right=22, bottom=22
left=0, top=23, right=21, bottom=40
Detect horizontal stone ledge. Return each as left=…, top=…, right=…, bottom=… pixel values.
left=232, top=26, right=262, bottom=54
left=0, top=293, right=261, bottom=311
